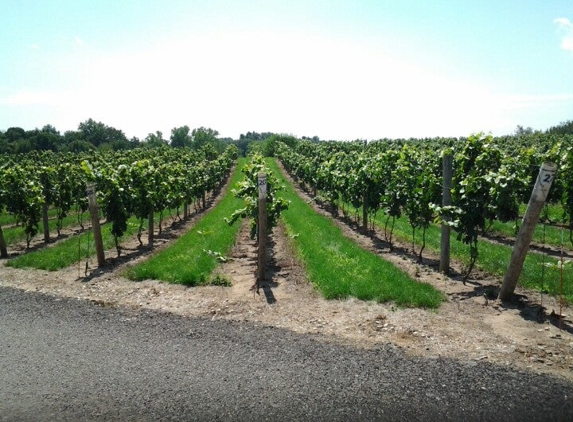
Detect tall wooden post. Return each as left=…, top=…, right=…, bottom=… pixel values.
left=148, top=209, right=154, bottom=246
left=362, top=191, right=368, bottom=232
left=0, top=225, right=7, bottom=258
left=498, top=162, right=557, bottom=300
left=42, top=203, right=50, bottom=243
left=257, top=173, right=268, bottom=286
left=439, top=154, right=453, bottom=274
left=86, top=184, right=106, bottom=268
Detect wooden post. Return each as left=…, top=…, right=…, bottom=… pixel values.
left=42, top=203, right=50, bottom=243
left=439, top=154, right=453, bottom=274
left=257, top=173, right=268, bottom=286
left=498, top=162, right=557, bottom=300
left=148, top=209, right=154, bottom=246
left=362, top=191, right=368, bottom=232
left=184, top=202, right=189, bottom=219
left=0, top=225, right=7, bottom=258
left=86, top=184, right=106, bottom=268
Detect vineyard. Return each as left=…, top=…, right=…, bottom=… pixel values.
left=1, top=133, right=573, bottom=298
left=276, top=134, right=573, bottom=298
left=2, top=132, right=573, bottom=379
left=0, top=145, right=237, bottom=258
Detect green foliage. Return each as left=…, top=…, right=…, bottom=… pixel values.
left=560, top=144, right=573, bottom=245
left=275, top=132, right=571, bottom=281
left=7, top=216, right=139, bottom=271
left=170, top=126, right=191, bottom=148
left=268, top=159, right=442, bottom=308
left=368, top=210, right=573, bottom=303
left=78, top=118, right=131, bottom=149
left=0, top=160, right=43, bottom=247
left=452, top=133, right=500, bottom=277
left=260, top=134, right=298, bottom=157
left=547, top=120, right=573, bottom=136
left=144, top=131, right=168, bottom=148
left=209, top=273, right=232, bottom=286
left=191, top=127, right=219, bottom=149
left=226, top=154, right=289, bottom=239
left=1, top=145, right=237, bottom=256
left=126, top=159, right=246, bottom=285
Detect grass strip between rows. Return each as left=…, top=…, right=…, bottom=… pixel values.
left=8, top=216, right=143, bottom=271
left=124, top=159, right=247, bottom=285
left=369, top=212, right=573, bottom=303
left=1, top=212, right=89, bottom=246
left=486, top=218, right=571, bottom=252
left=6, top=206, right=216, bottom=272
left=270, top=159, right=442, bottom=309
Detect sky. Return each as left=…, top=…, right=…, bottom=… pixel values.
left=1, top=0, right=573, bottom=141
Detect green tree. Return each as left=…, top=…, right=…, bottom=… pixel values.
left=30, top=128, right=60, bottom=151
left=62, top=130, right=93, bottom=152
left=5, top=127, right=26, bottom=144
left=547, top=120, right=573, bottom=135
left=78, top=119, right=128, bottom=148
left=144, top=131, right=168, bottom=148
left=191, top=127, right=219, bottom=149
left=261, top=134, right=298, bottom=157
left=170, top=126, right=191, bottom=148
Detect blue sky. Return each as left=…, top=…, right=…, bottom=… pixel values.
left=1, top=0, right=572, bottom=140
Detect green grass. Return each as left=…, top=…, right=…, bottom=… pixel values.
left=1, top=211, right=89, bottom=246
left=7, top=217, right=143, bottom=271
left=124, top=159, right=247, bottom=285
left=1, top=207, right=66, bottom=228
left=270, top=159, right=442, bottom=308
left=486, top=218, right=572, bottom=252
left=0, top=211, right=18, bottom=227
left=5, top=207, right=186, bottom=271
left=368, top=212, right=573, bottom=303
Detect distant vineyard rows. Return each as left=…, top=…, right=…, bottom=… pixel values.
left=275, top=133, right=573, bottom=274
left=0, top=145, right=238, bottom=251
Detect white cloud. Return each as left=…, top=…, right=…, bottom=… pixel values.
left=75, top=36, right=85, bottom=46
left=554, top=17, right=573, bottom=52
left=554, top=17, right=571, bottom=26
left=4, top=29, right=571, bottom=139
left=66, top=30, right=508, bottom=139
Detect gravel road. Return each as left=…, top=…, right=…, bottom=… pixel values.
left=1, top=286, right=572, bottom=422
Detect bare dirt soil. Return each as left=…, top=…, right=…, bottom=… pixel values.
left=1, top=166, right=573, bottom=384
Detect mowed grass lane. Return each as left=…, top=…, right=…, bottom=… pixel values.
left=8, top=215, right=146, bottom=271
left=1, top=211, right=89, bottom=246
left=365, top=213, right=573, bottom=303
left=6, top=200, right=233, bottom=272
left=270, top=159, right=442, bottom=309
left=125, top=159, right=246, bottom=285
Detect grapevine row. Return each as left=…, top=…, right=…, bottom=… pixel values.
left=275, top=134, right=573, bottom=277
left=0, top=145, right=238, bottom=256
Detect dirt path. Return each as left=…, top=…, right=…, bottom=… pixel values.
left=1, top=162, right=572, bottom=383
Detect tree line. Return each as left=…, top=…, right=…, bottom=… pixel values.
left=0, top=119, right=312, bottom=156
